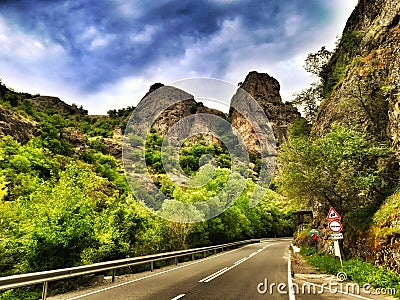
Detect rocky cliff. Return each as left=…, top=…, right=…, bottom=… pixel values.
left=310, top=0, right=400, bottom=273
left=28, top=96, right=87, bottom=115
left=313, top=0, right=400, bottom=151
left=0, top=105, right=35, bottom=143
left=230, top=71, right=300, bottom=154
left=136, top=73, right=299, bottom=154
left=134, top=84, right=226, bottom=145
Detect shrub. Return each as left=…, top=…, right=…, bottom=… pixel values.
left=306, top=253, right=341, bottom=274
left=300, top=246, right=317, bottom=257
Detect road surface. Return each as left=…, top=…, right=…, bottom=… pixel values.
left=63, top=238, right=292, bottom=300
left=55, top=237, right=389, bottom=300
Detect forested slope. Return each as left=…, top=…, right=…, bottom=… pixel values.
left=0, top=80, right=294, bottom=289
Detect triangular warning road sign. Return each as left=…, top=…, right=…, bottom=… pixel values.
left=327, top=207, right=341, bottom=220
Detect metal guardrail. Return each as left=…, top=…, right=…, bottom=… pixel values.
left=0, top=239, right=260, bottom=299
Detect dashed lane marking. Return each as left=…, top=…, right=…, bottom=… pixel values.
left=198, top=243, right=276, bottom=283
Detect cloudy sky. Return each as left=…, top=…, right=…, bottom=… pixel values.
left=0, top=0, right=357, bottom=114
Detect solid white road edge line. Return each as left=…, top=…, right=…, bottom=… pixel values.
left=288, top=248, right=296, bottom=300
left=170, top=294, right=185, bottom=300
left=66, top=244, right=253, bottom=299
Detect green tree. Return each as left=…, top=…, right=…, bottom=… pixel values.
left=292, top=46, right=332, bottom=124
left=288, top=118, right=311, bottom=139
left=292, top=82, right=322, bottom=123
left=37, top=114, right=73, bottom=155
left=279, top=127, right=394, bottom=217
left=304, top=46, right=332, bottom=77
left=0, top=176, right=8, bottom=201
left=0, top=164, right=110, bottom=273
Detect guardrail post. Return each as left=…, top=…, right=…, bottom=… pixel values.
left=214, top=249, right=217, bottom=254
left=42, top=281, right=48, bottom=300
left=175, top=257, right=178, bottom=266
left=151, top=261, right=154, bottom=272
left=192, top=253, right=195, bottom=260
left=112, top=269, right=116, bottom=283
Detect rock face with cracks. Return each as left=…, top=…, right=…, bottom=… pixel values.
left=137, top=84, right=226, bottom=146
left=230, top=71, right=300, bottom=156
left=312, top=0, right=400, bottom=153
left=309, top=0, right=400, bottom=274
left=0, top=105, right=35, bottom=144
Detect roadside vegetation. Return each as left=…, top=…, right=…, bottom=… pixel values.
left=278, top=124, right=395, bottom=219
left=300, top=247, right=400, bottom=298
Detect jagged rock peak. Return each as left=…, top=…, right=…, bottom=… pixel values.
left=239, top=71, right=281, bottom=102
left=231, top=71, right=300, bottom=149
left=133, top=84, right=226, bottom=145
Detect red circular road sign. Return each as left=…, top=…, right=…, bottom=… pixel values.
left=329, top=220, right=342, bottom=232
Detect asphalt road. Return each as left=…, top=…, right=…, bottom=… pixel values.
left=65, top=238, right=293, bottom=300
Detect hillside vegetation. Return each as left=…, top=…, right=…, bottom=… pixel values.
left=0, top=81, right=294, bottom=298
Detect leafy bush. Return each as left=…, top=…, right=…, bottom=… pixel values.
left=307, top=253, right=341, bottom=274
left=300, top=246, right=317, bottom=257
left=0, top=289, right=40, bottom=300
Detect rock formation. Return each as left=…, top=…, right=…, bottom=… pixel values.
left=230, top=71, right=300, bottom=154
left=0, top=105, right=35, bottom=143
left=134, top=84, right=226, bottom=145
left=310, top=0, right=400, bottom=273
left=313, top=0, right=400, bottom=152
left=134, top=73, right=300, bottom=157
left=28, top=96, right=86, bottom=115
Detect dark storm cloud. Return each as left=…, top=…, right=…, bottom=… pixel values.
left=0, top=0, right=332, bottom=92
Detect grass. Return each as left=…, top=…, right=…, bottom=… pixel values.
left=300, top=247, right=400, bottom=298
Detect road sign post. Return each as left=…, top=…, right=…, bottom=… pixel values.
left=327, top=207, right=344, bottom=268
left=333, top=240, right=343, bottom=268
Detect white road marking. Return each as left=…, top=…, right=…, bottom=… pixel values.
left=287, top=249, right=296, bottom=300
left=198, top=267, right=228, bottom=283
left=233, top=257, right=247, bottom=265
left=66, top=244, right=253, bottom=299
left=200, top=267, right=231, bottom=283
left=171, top=294, right=185, bottom=300
left=198, top=243, right=276, bottom=283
